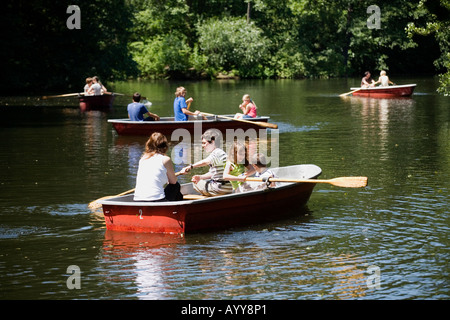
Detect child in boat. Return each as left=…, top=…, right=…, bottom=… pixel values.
left=180, top=129, right=233, bottom=196
left=223, top=141, right=255, bottom=193
left=247, top=153, right=277, bottom=190
left=373, top=70, right=395, bottom=87
left=234, top=94, right=257, bottom=119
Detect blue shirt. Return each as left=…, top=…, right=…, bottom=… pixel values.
left=128, top=102, right=149, bottom=121
left=174, top=97, right=189, bottom=121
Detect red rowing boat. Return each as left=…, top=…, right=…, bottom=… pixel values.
left=108, top=115, right=272, bottom=136
left=78, top=93, right=116, bottom=112
left=99, top=164, right=321, bottom=234
left=349, top=84, right=416, bottom=98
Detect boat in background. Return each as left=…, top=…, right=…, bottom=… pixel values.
left=349, top=84, right=416, bottom=98
left=108, top=115, right=272, bottom=136
left=99, top=164, right=321, bottom=234
left=78, top=93, right=116, bottom=112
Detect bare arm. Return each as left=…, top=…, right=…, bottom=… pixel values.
left=163, top=156, right=178, bottom=184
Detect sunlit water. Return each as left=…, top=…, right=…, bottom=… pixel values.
left=0, top=77, right=448, bottom=300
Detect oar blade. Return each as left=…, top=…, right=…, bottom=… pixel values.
left=88, top=200, right=103, bottom=210
left=255, top=121, right=278, bottom=129
left=329, top=176, right=368, bottom=188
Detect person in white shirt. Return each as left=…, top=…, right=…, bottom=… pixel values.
left=374, top=70, right=395, bottom=87
left=83, top=77, right=93, bottom=94
left=246, top=153, right=277, bottom=190
left=87, top=76, right=107, bottom=95
left=134, top=132, right=182, bottom=201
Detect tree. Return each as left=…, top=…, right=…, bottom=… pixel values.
left=196, top=17, right=270, bottom=77
left=0, top=0, right=137, bottom=94
left=407, top=0, right=450, bottom=95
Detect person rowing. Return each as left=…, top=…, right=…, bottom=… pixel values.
left=361, top=71, right=375, bottom=88
left=179, top=129, right=233, bottom=196
left=173, top=86, right=201, bottom=121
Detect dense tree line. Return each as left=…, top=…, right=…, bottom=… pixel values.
left=1, top=0, right=138, bottom=94
left=1, top=0, right=448, bottom=94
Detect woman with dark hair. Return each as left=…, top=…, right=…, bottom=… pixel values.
left=133, top=132, right=182, bottom=201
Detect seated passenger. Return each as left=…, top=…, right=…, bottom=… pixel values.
left=83, top=77, right=93, bottom=95
left=128, top=92, right=160, bottom=121
left=247, top=153, right=277, bottom=190
left=223, top=141, right=255, bottom=193
left=235, top=94, right=257, bottom=119
left=373, top=70, right=395, bottom=87
left=134, top=132, right=183, bottom=202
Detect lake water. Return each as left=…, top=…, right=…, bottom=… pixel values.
left=0, top=77, right=448, bottom=301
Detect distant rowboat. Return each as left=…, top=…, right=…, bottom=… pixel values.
left=78, top=93, right=116, bottom=112
left=349, top=84, right=416, bottom=98
left=108, top=115, right=273, bottom=136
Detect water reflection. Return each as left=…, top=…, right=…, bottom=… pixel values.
left=99, top=224, right=372, bottom=300
left=346, top=96, right=415, bottom=161
left=101, top=230, right=185, bottom=299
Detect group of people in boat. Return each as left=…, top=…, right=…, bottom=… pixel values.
left=361, top=70, right=396, bottom=88
left=126, top=85, right=266, bottom=202
left=83, top=76, right=108, bottom=96
left=127, top=86, right=258, bottom=122
left=133, top=129, right=276, bottom=202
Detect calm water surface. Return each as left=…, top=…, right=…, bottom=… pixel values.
left=0, top=78, right=448, bottom=300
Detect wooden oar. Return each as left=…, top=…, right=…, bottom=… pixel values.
left=339, top=88, right=362, bottom=97
left=88, top=171, right=184, bottom=210
left=41, top=92, right=85, bottom=99
left=245, top=176, right=368, bottom=188
left=42, top=92, right=125, bottom=99
left=88, top=188, right=136, bottom=210
left=200, top=111, right=278, bottom=129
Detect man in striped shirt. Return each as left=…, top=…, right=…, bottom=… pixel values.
left=180, top=129, right=233, bottom=196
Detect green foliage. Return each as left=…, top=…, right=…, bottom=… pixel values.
left=196, top=17, right=270, bottom=78
left=130, top=33, right=191, bottom=78
left=407, top=0, right=450, bottom=95
left=1, top=0, right=138, bottom=94
left=2, top=0, right=448, bottom=93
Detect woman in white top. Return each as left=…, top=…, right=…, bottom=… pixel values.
left=134, top=132, right=180, bottom=201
